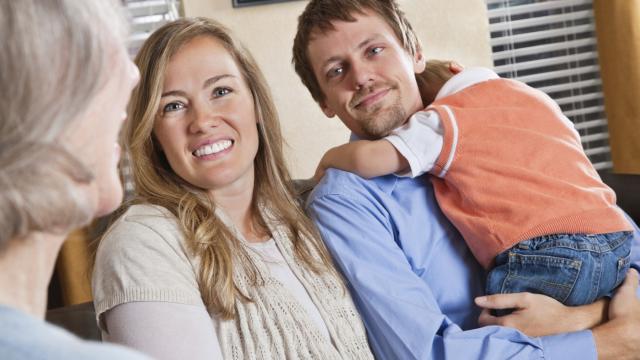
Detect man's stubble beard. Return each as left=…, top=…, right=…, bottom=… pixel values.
left=359, top=98, right=407, bottom=139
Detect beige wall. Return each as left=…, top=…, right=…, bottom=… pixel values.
left=182, top=0, right=493, bottom=178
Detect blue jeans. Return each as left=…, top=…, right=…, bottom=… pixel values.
left=486, top=231, right=632, bottom=306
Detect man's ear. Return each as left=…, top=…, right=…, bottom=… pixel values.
left=320, top=100, right=336, bottom=118
left=413, top=49, right=426, bottom=74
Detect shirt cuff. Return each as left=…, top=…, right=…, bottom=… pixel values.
left=541, top=330, right=596, bottom=360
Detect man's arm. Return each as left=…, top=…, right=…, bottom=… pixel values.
left=626, top=212, right=640, bottom=275
left=307, top=174, right=596, bottom=360
left=592, top=269, right=640, bottom=360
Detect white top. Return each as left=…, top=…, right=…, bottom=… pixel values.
left=246, top=239, right=332, bottom=340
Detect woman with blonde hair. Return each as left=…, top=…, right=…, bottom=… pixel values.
left=0, top=0, right=145, bottom=359
left=92, top=17, right=373, bottom=360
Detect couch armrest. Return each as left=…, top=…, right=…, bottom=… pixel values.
left=599, top=171, right=640, bottom=224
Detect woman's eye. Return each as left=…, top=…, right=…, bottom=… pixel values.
left=163, top=102, right=184, bottom=113
left=213, top=87, right=232, bottom=98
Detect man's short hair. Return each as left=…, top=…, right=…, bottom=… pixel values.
left=292, top=0, right=421, bottom=104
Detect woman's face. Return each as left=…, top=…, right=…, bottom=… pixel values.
left=66, top=41, right=140, bottom=217
left=154, top=35, right=260, bottom=194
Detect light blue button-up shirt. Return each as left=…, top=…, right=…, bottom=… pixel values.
left=306, top=168, right=640, bottom=360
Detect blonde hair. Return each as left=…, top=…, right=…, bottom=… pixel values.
left=0, top=0, right=128, bottom=248
left=125, top=17, right=337, bottom=319
left=292, top=0, right=421, bottom=104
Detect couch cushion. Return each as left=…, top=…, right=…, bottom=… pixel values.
left=46, top=302, right=100, bottom=341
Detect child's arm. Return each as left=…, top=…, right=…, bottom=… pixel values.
left=312, top=139, right=409, bottom=183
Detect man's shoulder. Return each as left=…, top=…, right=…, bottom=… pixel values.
left=307, top=168, right=392, bottom=203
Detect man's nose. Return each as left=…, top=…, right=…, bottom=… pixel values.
left=351, top=61, right=374, bottom=91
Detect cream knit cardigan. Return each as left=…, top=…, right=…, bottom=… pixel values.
left=93, top=204, right=373, bottom=360
left=218, top=209, right=373, bottom=359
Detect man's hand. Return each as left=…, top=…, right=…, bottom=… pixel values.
left=475, top=292, right=607, bottom=337
left=593, top=268, right=640, bottom=359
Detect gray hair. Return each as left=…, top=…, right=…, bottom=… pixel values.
left=0, top=0, right=129, bottom=248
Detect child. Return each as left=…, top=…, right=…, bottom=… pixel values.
left=314, top=60, right=633, bottom=307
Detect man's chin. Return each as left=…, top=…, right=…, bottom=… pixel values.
left=361, top=113, right=406, bottom=139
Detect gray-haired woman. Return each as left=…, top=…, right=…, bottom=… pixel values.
left=0, top=0, right=146, bottom=359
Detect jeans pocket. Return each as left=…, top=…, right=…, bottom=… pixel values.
left=615, top=251, right=631, bottom=287
left=502, top=252, right=582, bottom=304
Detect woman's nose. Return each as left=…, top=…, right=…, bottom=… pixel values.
left=188, top=105, right=220, bottom=134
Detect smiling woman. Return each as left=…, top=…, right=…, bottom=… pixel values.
left=91, top=17, right=373, bottom=360
left=154, top=35, right=260, bottom=192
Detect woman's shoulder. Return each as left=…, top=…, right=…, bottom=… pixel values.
left=109, top=203, right=180, bottom=235
left=97, top=203, right=187, bottom=257
left=122, top=203, right=175, bottom=223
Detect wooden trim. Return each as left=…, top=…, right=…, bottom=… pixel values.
left=55, top=228, right=93, bottom=305
left=594, top=0, right=640, bottom=174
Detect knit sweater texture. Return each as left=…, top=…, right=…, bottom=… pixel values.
left=92, top=204, right=373, bottom=360
left=428, top=78, right=631, bottom=268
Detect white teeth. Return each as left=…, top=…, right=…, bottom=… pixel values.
left=194, top=140, right=233, bottom=157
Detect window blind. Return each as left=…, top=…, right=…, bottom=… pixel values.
left=126, top=0, right=181, bottom=55
left=486, top=0, right=612, bottom=170
left=121, top=0, right=181, bottom=194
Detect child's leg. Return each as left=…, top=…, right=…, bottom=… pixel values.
left=485, top=231, right=632, bottom=309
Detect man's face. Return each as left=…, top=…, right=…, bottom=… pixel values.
left=307, top=10, right=425, bottom=139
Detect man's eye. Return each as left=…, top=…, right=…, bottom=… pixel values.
left=213, top=87, right=232, bottom=98
left=328, top=67, right=344, bottom=79
left=163, top=102, right=184, bottom=113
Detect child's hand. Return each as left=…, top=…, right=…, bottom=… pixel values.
left=448, top=61, right=464, bottom=74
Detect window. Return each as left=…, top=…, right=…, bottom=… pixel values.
left=121, top=1, right=181, bottom=195
left=486, top=0, right=611, bottom=170
left=126, top=0, right=181, bottom=55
